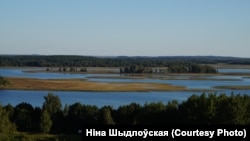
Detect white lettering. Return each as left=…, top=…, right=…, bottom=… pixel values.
left=217, top=129, right=244, bottom=137
left=173, top=129, right=215, bottom=138
left=109, top=129, right=117, bottom=136
left=86, top=129, right=106, bottom=136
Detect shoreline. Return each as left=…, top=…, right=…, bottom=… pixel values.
left=2, top=65, right=250, bottom=75
left=1, top=66, right=250, bottom=92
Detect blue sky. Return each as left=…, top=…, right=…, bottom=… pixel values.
left=0, top=0, right=249, bottom=57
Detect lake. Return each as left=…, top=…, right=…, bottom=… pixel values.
left=1, top=67, right=250, bottom=108
left=1, top=90, right=250, bottom=109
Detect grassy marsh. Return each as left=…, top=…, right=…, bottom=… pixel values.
left=0, top=77, right=187, bottom=92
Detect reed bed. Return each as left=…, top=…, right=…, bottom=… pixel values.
left=1, top=77, right=186, bottom=92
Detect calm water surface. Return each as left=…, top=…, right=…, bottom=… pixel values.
left=1, top=68, right=250, bottom=108
left=1, top=90, right=249, bottom=109
left=218, top=68, right=250, bottom=73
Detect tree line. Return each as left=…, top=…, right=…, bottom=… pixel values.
left=0, top=55, right=219, bottom=73
left=120, top=64, right=217, bottom=73
left=1, top=92, right=250, bottom=139
left=1, top=55, right=250, bottom=68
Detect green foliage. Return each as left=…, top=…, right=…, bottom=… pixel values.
left=178, top=93, right=215, bottom=124
left=63, top=103, right=99, bottom=133
left=0, top=55, right=231, bottom=68
left=3, top=104, right=14, bottom=122
left=42, top=93, right=62, bottom=120
left=178, top=93, right=250, bottom=125
left=0, top=105, right=16, bottom=141
left=40, top=110, right=52, bottom=134
left=99, top=106, right=115, bottom=125
left=3, top=92, right=250, bottom=137
left=137, top=102, right=167, bottom=124
left=214, top=93, right=250, bottom=124
left=115, top=103, right=141, bottom=125
left=13, top=102, right=34, bottom=131
left=120, top=63, right=217, bottom=74
left=42, top=93, right=63, bottom=133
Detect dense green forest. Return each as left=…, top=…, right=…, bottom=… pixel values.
left=1, top=92, right=250, bottom=139
left=2, top=55, right=242, bottom=73
left=1, top=55, right=250, bottom=67
left=0, top=55, right=250, bottom=67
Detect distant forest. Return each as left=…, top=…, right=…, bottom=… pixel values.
left=1, top=55, right=250, bottom=67
left=1, top=55, right=250, bottom=74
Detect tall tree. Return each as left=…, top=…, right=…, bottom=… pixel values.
left=42, top=93, right=62, bottom=120
left=115, top=103, right=141, bottom=125
left=0, top=105, right=16, bottom=141
left=40, top=110, right=52, bottom=134
left=99, top=106, right=115, bottom=125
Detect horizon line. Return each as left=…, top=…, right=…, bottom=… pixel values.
left=0, top=54, right=249, bottom=59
